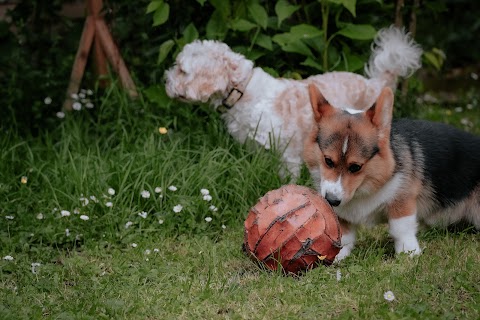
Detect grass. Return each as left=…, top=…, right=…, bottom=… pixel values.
left=1, top=84, right=479, bottom=319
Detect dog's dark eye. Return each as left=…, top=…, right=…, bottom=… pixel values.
left=325, top=157, right=335, bottom=168
left=348, top=164, right=362, bottom=173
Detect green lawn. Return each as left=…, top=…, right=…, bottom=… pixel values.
left=1, top=85, right=479, bottom=319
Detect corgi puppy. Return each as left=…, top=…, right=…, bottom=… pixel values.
left=304, top=83, right=480, bottom=261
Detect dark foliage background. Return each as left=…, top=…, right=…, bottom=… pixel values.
left=0, top=0, right=478, bottom=135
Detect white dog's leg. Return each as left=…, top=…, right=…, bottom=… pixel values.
left=335, top=227, right=357, bottom=262
left=389, top=214, right=422, bottom=256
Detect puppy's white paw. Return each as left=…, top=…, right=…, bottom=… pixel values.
left=394, top=237, right=422, bottom=257
left=334, top=244, right=354, bottom=263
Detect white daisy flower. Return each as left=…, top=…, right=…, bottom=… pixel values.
left=71, top=93, right=79, bottom=100
left=44, top=97, right=52, bottom=105
left=89, top=195, right=98, bottom=203
left=205, top=217, right=212, bottom=222
left=153, top=248, right=159, bottom=253
left=79, top=92, right=86, bottom=99
left=21, top=176, right=28, bottom=184
left=85, top=102, right=94, bottom=109
left=168, top=185, right=177, bottom=191
left=203, top=195, right=212, bottom=201
left=3, top=255, right=14, bottom=261
left=56, top=111, right=65, bottom=119
left=144, top=249, right=151, bottom=255
left=31, top=262, right=41, bottom=274
left=131, top=243, right=138, bottom=248
left=200, top=188, right=209, bottom=195
left=60, top=210, right=71, bottom=217
left=80, top=197, right=89, bottom=206
left=125, top=221, right=133, bottom=229
left=154, top=187, right=162, bottom=193
left=221, top=224, right=226, bottom=229
left=36, top=213, right=44, bottom=220
left=72, top=102, right=82, bottom=111
left=105, top=202, right=113, bottom=208
left=158, top=219, right=164, bottom=224
left=209, top=205, right=218, bottom=212
left=173, top=204, right=183, bottom=213
left=80, top=215, right=89, bottom=221
left=384, top=291, right=395, bottom=302
left=138, top=211, right=148, bottom=219
left=86, top=89, right=93, bottom=95
left=65, top=228, right=70, bottom=237
left=141, top=190, right=150, bottom=199
left=108, top=188, right=115, bottom=196
left=73, top=208, right=80, bottom=214
left=5, top=215, right=14, bottom=220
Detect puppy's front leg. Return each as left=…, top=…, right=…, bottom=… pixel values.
left=335, top=219, right=356, bottom=262
left=387, top=198, right=422, bottom=256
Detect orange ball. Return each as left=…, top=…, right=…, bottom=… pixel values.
left=244, top=185, right=342, bottom=274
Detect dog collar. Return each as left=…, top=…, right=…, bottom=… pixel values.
left=221, top=88, right=244, bottom=110
left=218, top=71, right=254, bottom=113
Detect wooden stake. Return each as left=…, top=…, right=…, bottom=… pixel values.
left=63, top=0, right=138, bottom=111
left=96, top=19, right=138, bottom=98
left=63, top=16, right=95, bottom=110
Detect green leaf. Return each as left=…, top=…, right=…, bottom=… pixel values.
left=290, top=24, right=324, bottom=39
left=301, top=57, right=324, bottom=71
left=245, top=49, right=266, bottom=61
left=206, top=10, right=228, bottom=40
left=196, top=0, right=207, bottom=6
left=157, top=40, right=175, bottom=65
left=262, top=67, right=279, bottom=77
left=272, top=33, right=314, bottom=58
left=146, top=0, right=163, bottom=14
left=341, top=0, right=357, bottom=17
left=209, top=0, right=230, bottom=17
left=230, top=19, right=257, bottom=32
left=340, top=53, right=364, bottom=72
left=275, top=0, right=300, bottom=27
left=255, top=34, right=273, bottom=51
left=423, top=51, right=442, bottom=71
left=144, top=85, right=171, bottom=106
left=337, top=24, right=376, bottom=40
left=182, top=23, right=199, bottom=43
left=152, top=3, right=170, bottom=26
left=247, top=3, right=268, bottom=29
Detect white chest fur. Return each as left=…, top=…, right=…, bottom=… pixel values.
left=335, top=173, right=405, bottom=226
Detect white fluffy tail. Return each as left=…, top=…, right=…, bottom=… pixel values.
left=365, top=25, right=423, bottom=88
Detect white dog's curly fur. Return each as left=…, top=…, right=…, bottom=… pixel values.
left=165, top=26, right=422, bottom=179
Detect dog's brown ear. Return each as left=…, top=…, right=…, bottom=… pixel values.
left=308, top=84, right=334, bottom=122
left=366, top=87, right=394, bottom=131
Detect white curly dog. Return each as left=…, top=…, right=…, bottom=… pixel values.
left=165, top=26, right=422, bottom=179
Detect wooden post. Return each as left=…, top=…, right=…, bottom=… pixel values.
left=395, top=0, right=404, bottom=28
left=63, top=15, right=95, bottom=110
left=63, top=0, right=138, bottom=111
left=89, top=0, right=109, bottom=86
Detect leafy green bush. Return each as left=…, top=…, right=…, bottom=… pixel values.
left=1, top=0, right=478, bottom=135
left=147, top=0, right=386, bottom=76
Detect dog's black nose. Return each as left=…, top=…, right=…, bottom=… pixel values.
left=325, top=193, right=341, bottom=207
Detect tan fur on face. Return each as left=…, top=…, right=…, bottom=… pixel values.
left=304, top=85, right=396, bottom=203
